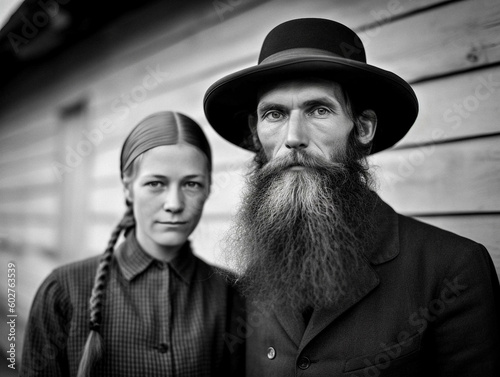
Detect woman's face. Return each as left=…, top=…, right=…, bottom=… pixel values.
left=125, top=144, right=210, bottom=259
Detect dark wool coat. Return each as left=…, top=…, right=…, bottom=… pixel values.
left=246, top=197, right=500, bottom=377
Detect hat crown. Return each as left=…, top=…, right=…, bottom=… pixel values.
left=258, top=18, right=366, bottom=64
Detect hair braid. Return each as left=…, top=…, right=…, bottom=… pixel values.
left=77, top=206, right=135, bottom=377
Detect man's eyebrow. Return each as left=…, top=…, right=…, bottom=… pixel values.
left=302, top=97, right=341, bottom=109
left=256, top=102, right=286, bottom=114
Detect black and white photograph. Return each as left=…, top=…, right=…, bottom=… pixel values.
left=0, top=0, right=499, bottom=376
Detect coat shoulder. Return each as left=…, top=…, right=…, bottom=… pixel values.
left=396, top=213, right=493, bottom=278
left=399, top=214, right=480, bottom=250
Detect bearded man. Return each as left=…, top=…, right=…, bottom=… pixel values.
left=204, top=19, right=500, bottom=376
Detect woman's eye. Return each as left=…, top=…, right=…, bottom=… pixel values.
left=146, top=181, right=162, bottom=188
left=264, top=111, right=284, bottom=121
left=185, top=181, right=202, bottom=189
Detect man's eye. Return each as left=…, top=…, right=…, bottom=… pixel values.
left=311, top=107, right=331, bottom=116
left=264, top=111, right=284, bottom=121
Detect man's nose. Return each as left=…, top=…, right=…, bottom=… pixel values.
left=285, top=112, right=308, bottom=150
left=163, top=187, right=184, bottom=213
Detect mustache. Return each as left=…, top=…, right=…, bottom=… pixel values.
left=263, top=150, right=344, bottom=170
left=258, top=150, right=352, bottom=185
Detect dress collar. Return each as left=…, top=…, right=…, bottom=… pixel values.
left=115, top=230, right=197, bottom=284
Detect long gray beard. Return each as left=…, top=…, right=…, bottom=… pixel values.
left=223, top=150, right=376, bottom=312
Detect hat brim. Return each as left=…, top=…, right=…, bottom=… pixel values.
left=203, top=56, right=419, bottom=154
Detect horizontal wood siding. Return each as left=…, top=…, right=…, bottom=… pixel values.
left=371, top=136, right=500, bottom=213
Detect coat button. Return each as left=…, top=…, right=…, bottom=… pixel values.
left=298, top=356, right=310, bottom=369
left=267, top=346, right=276, bottom=360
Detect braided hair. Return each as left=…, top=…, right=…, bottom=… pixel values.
left=76, top=206, right=135, bottom=377
left=76, top=111, right=212, bottom=377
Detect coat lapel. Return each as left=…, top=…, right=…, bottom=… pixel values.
left=298, top=258, right=379, bottom=350
left=274, top=306, right=305, bottom=348
left=273, top=261, right=380, bottom=350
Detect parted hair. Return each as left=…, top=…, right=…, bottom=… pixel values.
left=76, top=111, right=212, bottom=377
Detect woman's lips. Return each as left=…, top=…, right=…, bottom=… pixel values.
left=156, top=221, right=187, bottom=226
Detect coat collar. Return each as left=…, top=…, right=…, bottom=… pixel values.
left=363, top=193, right=400, bottom=265
left=273, top=194, right=400, bottom=349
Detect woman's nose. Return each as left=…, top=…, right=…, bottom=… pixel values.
left=163, top=187, right=184, bottom=213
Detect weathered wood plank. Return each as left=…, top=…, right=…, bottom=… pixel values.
left=365, top=0, right=500, bottom=82
left=371, top=135, right=500, bottom=214
left=0, top=222, right=58, bottom=250
left=0, top=165, right=58, bottom=189
left=416, top=215, right=500, bottom=276
left=399, top=65, right=500, bottom=146
left=0, top=194, right=59, bottom=216
left=0, top=154, right=56, bottom=183
left=0, top=116, right=55, bottom=144
left=0, top=135, right=56, bottom=166
left=0, top=213, right=57, bottom=226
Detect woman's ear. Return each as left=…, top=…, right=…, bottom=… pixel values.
left=205, top=175, right=212, bottom=199
left=357, top=109, right=377, bottom=145
left=123, top=184, right=133, bottom=204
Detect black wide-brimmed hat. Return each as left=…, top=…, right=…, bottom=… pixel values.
left=203, top=18, right=419, bottom=154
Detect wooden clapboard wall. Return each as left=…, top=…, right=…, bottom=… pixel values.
left=0, top=0, right=499, bottom=360
left=366, top=0, right=500, bottom=275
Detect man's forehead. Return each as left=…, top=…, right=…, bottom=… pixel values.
left=257, top=78, right=345, bottom=104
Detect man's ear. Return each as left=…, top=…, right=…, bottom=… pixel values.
left=357, top=109, right=377, bottom=145
left=248, top=114, right=260, bottom=147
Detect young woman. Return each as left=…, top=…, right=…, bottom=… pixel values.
left=21, top=112, right=244, bottom=377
